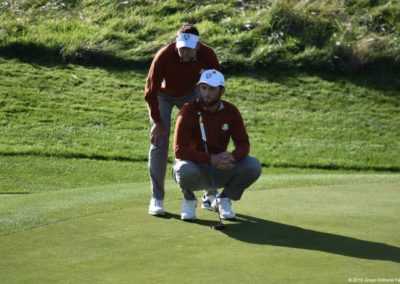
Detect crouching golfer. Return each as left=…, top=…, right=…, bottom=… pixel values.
left=172, top=69, right=262, bottom=220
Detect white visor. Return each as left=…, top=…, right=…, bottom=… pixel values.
left=176, top=33, right=199, bottom=49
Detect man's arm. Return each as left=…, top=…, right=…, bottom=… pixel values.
left=144, top=49, right=166, bottom=124
left=174, top=107, right=211, bottom=164
left=230, top=106, right=250, bottom=161
left=144, top=49, right=168, bottom=146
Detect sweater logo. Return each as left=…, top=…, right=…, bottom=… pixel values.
left=222, top=123, right=229, bottom=131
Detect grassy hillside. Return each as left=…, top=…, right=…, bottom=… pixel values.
left=1, top=0, right=399, bottom=71
left=1, top=57, right=399, bottom=173
left=1, top=0, right=400, bottom=187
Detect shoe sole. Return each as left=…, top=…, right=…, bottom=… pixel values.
left=220, top=215, right=236, bottom=220
left=149, top=211, right=165, bottom=216
left=181, top=217, right=196, bottom=221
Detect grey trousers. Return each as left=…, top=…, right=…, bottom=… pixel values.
left=172, top=156, right=262, bottom=201
left=148, top=90, right=200, bottom=200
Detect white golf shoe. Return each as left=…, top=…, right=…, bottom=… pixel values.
left=181, top=198, right=197, bottom=220
left=212, top=197, right=236, bottom=219
left=201, top=194, right=217, bottom=211
left=148, top=198, right=165, bottom=216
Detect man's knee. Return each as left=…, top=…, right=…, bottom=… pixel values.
left=241, top=156, right=262, bottom=181
left=150, top=135, right=169, bottom=150
left=173, top=160, right=201, bottom=186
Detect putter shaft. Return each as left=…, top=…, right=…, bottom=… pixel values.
left=199, top=114, right=224, bottom=226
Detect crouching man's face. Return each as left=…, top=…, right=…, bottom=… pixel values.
left=199, top=83, right=224, bottom=108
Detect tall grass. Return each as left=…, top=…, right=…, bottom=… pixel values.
left=1, top=0, right=399, bottom=71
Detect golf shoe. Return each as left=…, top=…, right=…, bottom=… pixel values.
left=148, top=198, right=165, bottom=215
left=212, top=197, right=236, bottom=219
left=181, top=198, right=197, bottom=220
left=201, top=194, right=217, bottom=211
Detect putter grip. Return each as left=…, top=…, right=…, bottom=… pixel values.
left=199, top=117, right=207, bottom=143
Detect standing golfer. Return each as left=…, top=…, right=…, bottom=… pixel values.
left=145, top=24, right=220, bottom=215
left=172, top=69, right=262, bottom=220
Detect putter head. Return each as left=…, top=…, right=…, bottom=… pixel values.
left=210, top=223, right=226, bottom=230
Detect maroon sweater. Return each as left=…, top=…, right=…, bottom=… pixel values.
left=174, top=99, right=250, bottom=164
left=144, top=42, right=220, bottom=123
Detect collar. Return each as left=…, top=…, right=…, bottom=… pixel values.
left=217, top=101, right=225, bottom=111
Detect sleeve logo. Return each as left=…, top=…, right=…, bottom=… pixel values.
left=221, top=123, right=229, bottom=131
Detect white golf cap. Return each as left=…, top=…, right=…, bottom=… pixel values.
left=197, top=69, right=225, bottom=87
left=176, top=33, right=199, bottom=49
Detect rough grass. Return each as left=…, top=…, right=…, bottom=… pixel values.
left=1, top=0, right=399, bottom=71
left=1, top=57, right=399, bottom=174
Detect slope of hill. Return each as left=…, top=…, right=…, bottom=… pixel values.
left=0, top=0, right=399, bottom=175
left=1, top=0, right=399, bottom=71
left=1, top=57, right=399, bottom=171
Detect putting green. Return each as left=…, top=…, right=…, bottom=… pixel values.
left=1, top=175, right=399, bottom=283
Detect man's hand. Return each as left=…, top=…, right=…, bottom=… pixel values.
left=210, top=152, right=235, bottom=170
left=150, top=123, right=167, bottom=147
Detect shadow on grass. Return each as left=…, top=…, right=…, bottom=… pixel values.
left=0, top=42, right=148, bottom=72
left=219, top=214, right=400, bottom=263
left=226, top=66, right=400, bottom=95
left=155, top=212, right=400, bottom=262
left=2, top=42, right=399, bottom=94
left=160, top=212, right=222, bottom=227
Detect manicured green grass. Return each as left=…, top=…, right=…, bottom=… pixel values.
left=2, top=155, right=400, bottom=194
left=0, top=156, right=148, bottom=193
left=1, top=172, right=399, bottom=283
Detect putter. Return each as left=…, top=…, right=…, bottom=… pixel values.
left=199, top=113, right=226, bottom=230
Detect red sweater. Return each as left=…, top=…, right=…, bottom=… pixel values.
left=144, top=42, right=219, bottom=123
left=174, top=99, right=250, bottom=164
